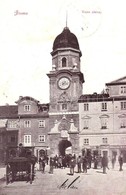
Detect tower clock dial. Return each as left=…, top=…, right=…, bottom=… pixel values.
left=58, top=77, right=70, bottom=89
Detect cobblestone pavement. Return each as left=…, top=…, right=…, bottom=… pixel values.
left=1, top=164, right=126, bottom=195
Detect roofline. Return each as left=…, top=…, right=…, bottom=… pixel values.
left=51, top=47, right=82, bottom=57
left=106, top=82, right=126, bottom=86
left=78, top=96, right=126, bottom=103
left=15, top=96, right=40, bottom=104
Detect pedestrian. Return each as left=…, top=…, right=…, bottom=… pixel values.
left=58, top=156, right=62, bottom=168
left=41, top=158, right=46, bottom=173
left=111, top=155, right=116, bottom=169
left=101, top=154, right=108, bottom=174
left=54, top=155, right=58, bottom=168
left=118, top=153, right=123, bottom=171
left=46, top=155, right=49, bottom=165
left=77, top=155, right=82, bottom=173
left=82, top=156, right=88, bottom=173
left=94, top=156, right=98, bottom=169
left=62, top=156, right=67, bottom=168
left=98, top=154, right=102, bottom=168
left=49, top=157, right=54, bottom=174
left=69, top=156, right=76, bottom=175
left=88, top=154, right=92, bottom=169
left=39, top=157, right=42, bottom=171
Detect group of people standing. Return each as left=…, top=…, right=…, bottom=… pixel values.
left=38, top=152, right=124, bottom=175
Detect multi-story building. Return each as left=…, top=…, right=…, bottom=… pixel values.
left=15, top=96, right=49, bottom=158
left=0, top=105, right=18, bottom=163
left=78, top=76, right=126, bottom=161
left=0, top=97, right=49, bottom=163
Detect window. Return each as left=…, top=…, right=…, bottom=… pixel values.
left=101, top=102, right=107, bottom=111
left=83, top=120, right=89, bottom=129
left=101, top=118, right=107, bottom=129
left=39, top=120, right=45, bottom=128
left=8, top=135, right=16, bottom=143
left=82, top=115, right=91, bottom=130
left=83, top=138, right=89, bottom=145
left=84, top=103, right=89, bottom=111
left=24, top=105, right=31, bottom=111
left=9, top=121, right=17, bottom=128
left=121, top=86, right=126, bottom=94
left=24, top=120, right=31, bottom=128
left=121, top=102, right=126, bottom=110
left=62, top=103, right=67, bottom=110
left=120, top=119, right=126, bottom=128
left=62, top=57, right=67, bottom=67
left=102, top=138, right=108, bottom=144
left=24, top=135, right=31, bottom=146
left=100, top=115, right=109, bottom=129
left=39, top=135, right=45, bottom=143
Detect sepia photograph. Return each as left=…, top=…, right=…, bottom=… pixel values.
left=0, top=0, right=126, bottom=194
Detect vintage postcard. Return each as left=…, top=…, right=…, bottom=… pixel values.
left=0, top=0, right=126, bottom=195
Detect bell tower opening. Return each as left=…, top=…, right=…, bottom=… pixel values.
left=58, top=139, right=72, bottom=156
left=62, top=57, right=67, bottom=67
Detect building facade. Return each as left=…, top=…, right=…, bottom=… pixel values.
left=79, top=76, right=126, bottom=161
left=0, top=97, right=49, bottom=163
left=0, top=105, right=18, bottom=163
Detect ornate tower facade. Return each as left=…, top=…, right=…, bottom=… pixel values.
left=47, top=27, right=84, bottom=156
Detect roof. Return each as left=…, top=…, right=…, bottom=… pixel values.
left=78, top=93, right=126, bottom=103
left=52, top=27, right=80, bottom=51
left=15, top=96, right=39, bottom=104
left=106, top=76, right=126, bottom=86
left=0, top=105, right=18, bottom=118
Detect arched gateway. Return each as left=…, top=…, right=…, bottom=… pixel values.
left=48, top=116, right=79, bottom=156
left=58, top=140, right=72, bottom=156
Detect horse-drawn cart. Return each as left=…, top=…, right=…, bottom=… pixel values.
left=6, top=146, right=37, bottom=184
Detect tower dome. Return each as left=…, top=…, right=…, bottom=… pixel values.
left=53, top=27, right=80, bottom=51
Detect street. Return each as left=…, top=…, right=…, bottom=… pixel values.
left=0, top=164, right=126, bottom=195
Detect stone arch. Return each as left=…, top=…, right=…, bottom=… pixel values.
left=39, top=149, right=46, bottom=157
left=58, top=140, right=72, bottom=156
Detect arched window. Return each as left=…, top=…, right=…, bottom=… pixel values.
left=62, top=57, right=67, bottom=67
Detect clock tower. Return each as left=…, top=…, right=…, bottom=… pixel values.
left=47, top=27, right=84, bottom=156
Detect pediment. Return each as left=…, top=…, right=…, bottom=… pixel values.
left=99, top=114, right=109, bottom=118
left=81, top=115, right=91, bottom=119
left=118, top=114, right=126, bottom=118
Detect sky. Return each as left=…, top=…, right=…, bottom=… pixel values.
left=0, top=0, right=126, bottom=105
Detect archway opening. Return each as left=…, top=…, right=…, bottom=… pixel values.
left=58, top=140, right=72, bottom=156
left=39, top=149, right=46, bottom=157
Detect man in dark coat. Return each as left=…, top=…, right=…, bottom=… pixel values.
left=49, top=157, right=55, bottom=174
left=69, top=156, right=76, bottom=175
left=77, top=155, right=82, bottom=173
left=118, top=153, right=123, bottom=171
left=82, top=156, right=88, bottom=173
left=101, top=154, right=108, bottom=174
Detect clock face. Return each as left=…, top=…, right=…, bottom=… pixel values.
left=58, top=77, right=70, bottom=89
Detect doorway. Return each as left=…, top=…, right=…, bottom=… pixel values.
left=39, top=149, right=46, bottom=157
left=58, top=140, right=72, bottom=156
